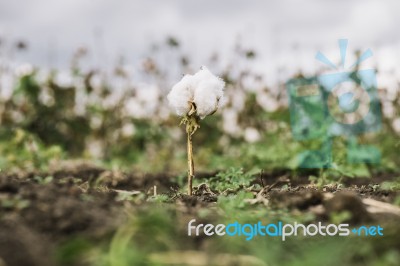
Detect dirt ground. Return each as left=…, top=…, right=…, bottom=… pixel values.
left=0, top=164, right=399, bottom=266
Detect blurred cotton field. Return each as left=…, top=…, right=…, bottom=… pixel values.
left=0, top=36, right=399, bottom=175
left=0, top=0, right=400, bottom=173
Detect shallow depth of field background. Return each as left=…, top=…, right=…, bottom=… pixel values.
left=0, top=0, right=399, bottom=173
left=0, top=1, right=400, bottom=266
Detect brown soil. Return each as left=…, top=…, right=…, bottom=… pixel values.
left=0, top=165, right=399, bottom=266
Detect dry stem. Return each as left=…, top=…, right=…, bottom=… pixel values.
left=180, top=102, right=199, bottom=195
left=187, top=132, right=194, bottom=195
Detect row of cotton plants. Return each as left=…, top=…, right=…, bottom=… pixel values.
left=0, top=52, right=286, bottom=139
left=0, top=41, right=399, bottom=171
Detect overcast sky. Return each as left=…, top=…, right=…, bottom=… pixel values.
left=1, top=0, right=400, bottom=86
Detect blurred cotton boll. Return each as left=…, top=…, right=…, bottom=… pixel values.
left=167, top=66, right=225, bottom=118
left=244, top=127, right=261, bottom=143
left=392, top=118, right=400, bottom=134
left=15, top=63, right=34, bottom=77
left=55, top=71, right=74, bottom=88
left=257, top=91, right=279, bottom=112
left=222, top=108, right=241, bottom=136
left=0, top=73, right=14, bottom=100
left=39, top=86, right=55, bottom=107
left=136, top=83, right=161, bottom=117
left=121, top=123, right=136, bottom=137
left=86, top=139, right=104, bottom=159
left=382, top=101, right=395, bottom=118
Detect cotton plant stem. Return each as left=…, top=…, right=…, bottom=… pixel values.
left=181, top=103, right=199, bottom=196
left=187, top=132, right=194, bottom=195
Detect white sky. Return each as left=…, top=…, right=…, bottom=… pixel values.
left=0, top=0, right=400, bottom=87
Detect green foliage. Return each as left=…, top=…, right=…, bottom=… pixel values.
left=218, top=190, right=254, bottom=210
left=91, top=206, right=180, bottom=266
left=11, top=73, right=90, bottom=155
left=329, top=210, right=352, bottom=224
left=146, top=194, right=170, bottom=203
left=1, top=195, right=30, bottom=210
left=0, top=128, right=64, bottom=171
left=394, top=196, right=400, bottom=206
left=33, top=175, right=54, bottom=185
left=56, top=238, right=93, bottom=266
left=114, top=190, right=145, bottom=203
left=207, top=168, right=252, bottom=192
left=77, top=193, right=400, bottom=266
left=380, top=180, right=400, bottom=191
left=0, top=38, right=399, bottom=181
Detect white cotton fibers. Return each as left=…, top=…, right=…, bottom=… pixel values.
left=167, top=74, right=195, bottom=116
left=167, top=66, right=225, bottom=119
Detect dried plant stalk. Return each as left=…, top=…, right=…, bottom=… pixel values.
left=187, top=132, right=194, bottom=195
left=180, top=102, right=199, bottom=195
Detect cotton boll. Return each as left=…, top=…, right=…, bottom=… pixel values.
left=192, top=66, right=213, bottom=83
left=192, top=67, right=225, bottom=118
left=192, top=66, right=224, bottom=93
left=168, top=67, right=225, bottom=118
left=194, top=82, right=220, bottom=118
left=167, top=74, right=195, bottom=116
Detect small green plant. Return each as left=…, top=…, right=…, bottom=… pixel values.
left=33, top=175, right=53, bottom=185
left=147, top=194, right=170, bottom=203
left=218, top=190, right=254, bottom=210
left=1, top=195, right=30, bottom=210
left=208, top=167, right=252, bottom=192
left=380, top=180, right=400, bottom=191
left=394, top=196, right=400, bottom=206
left=330, top=210, right=352, bottom=224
